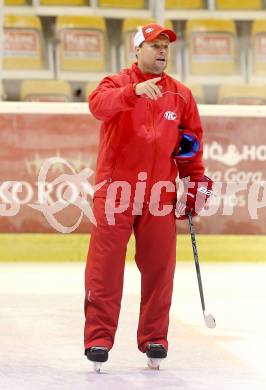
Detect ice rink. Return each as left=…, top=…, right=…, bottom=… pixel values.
left=0, top=261, right=265, bottom=390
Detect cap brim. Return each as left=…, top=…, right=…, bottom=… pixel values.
left=146, top=28, right=177, bottom=43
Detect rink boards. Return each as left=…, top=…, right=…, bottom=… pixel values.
left=0, top=103, right=266, bottom=235
left=1, top=103, right=266, bottom=262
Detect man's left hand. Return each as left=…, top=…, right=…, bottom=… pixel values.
left=176, top=175, right=214, bottom=220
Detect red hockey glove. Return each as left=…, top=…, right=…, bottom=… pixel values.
left=176, top=175, right=214, bottom=220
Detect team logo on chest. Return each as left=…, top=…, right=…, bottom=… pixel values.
left=164, top=111, right=177, bottom=120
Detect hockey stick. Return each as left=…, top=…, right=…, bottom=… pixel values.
left=188, top=213, right=216, bottom=329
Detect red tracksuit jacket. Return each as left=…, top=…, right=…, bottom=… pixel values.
left=89, top=62, right=204, bottom=203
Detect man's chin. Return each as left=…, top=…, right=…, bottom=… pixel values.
left=152, top=66, right=166, bottom=74
left=153, top=62, right=167, bottom=74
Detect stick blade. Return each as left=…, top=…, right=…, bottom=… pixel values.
left=204, top=313, right=216, bottom=328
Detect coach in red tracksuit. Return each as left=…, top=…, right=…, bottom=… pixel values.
left=84, top=23, right=212, bottom=365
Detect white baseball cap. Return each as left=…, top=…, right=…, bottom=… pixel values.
left=134, top=23, right=177, bottom=47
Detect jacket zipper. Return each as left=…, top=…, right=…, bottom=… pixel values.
left=147, top=100, right=157, bottom=203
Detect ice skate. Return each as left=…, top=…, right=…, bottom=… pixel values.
left=145, top=343, right=167, bottom=370
left=85, top=347, right=108, bottom=373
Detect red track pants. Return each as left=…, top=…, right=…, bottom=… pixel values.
left=84, top=197, right=176, bottom=353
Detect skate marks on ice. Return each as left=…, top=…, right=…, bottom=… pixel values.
left=171, top=261, right=266, bottom=382
left=83, top=326, right=261, bottom=390
left=0, top=293, right=184, bottom=390
left=0, top=263, right=265, bottom=390
left=107, top=294, right=263, bottom=390
left=0, top=294, right=89, bottom=390
left=77, top=288, right=263, bottom=388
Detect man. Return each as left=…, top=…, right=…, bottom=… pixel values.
left=84, top=23, right=213, bottom=371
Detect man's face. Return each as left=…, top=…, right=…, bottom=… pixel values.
left=135, top=35, right=170, bottom=74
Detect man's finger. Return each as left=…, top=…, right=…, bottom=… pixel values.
left=142, top=85, right=156, bottom=99
left=150, top=77, right=161, bottom=84
left=150, top=83, right=162, bottom=97
left=145, top=85, right=157, bottom=100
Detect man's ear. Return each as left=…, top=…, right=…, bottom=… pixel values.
left=135, top=45, right=140, bottom=59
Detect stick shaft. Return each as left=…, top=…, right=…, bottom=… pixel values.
left=188, top=213, right=206, bottom=312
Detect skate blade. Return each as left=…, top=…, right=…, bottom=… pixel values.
left=147, top=358, right=162, bottom=370
left=93, top=362, right=102, bottom=373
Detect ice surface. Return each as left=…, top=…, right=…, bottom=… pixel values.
left=0, top=262, right=265, bottom=390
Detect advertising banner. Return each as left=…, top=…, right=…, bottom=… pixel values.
left=199, top=116, right=266, bottom=234
left=0, top=111, right=266, bottom=234
left=0, top=113, right=99, bottom=233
